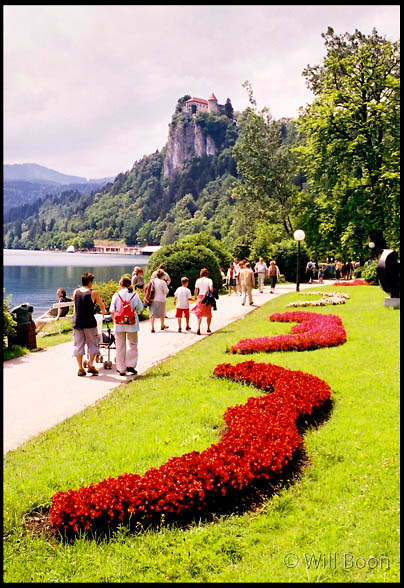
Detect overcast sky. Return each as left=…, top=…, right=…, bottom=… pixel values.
left=4, top=5, right=400, bottom=180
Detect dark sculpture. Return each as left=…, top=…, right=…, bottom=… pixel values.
left=377, top=249, right=400, bottom=298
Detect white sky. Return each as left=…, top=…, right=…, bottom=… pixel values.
left=3, top=4, right=400, bottom=180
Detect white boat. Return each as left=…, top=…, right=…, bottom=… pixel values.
left=66, top=245, right=75, bottom=253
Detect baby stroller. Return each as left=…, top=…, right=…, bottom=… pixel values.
left=83, top=314, right=116, bottom=370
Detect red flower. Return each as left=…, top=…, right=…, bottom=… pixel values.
left=229, top=311, right=346, bottom=354
left=49, top=361, right=331, bottom=535
left=333, top=279, right=372, bottom=286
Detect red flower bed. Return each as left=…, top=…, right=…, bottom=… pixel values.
left=229, top=311, right=346, bottom=354
left=50, top=361, right=331, bottom=536
left=333, top=279, right=372, bottom=286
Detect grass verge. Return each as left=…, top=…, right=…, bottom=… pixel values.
left=3, top=286, right=400, bottom=582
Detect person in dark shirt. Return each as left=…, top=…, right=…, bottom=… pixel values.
left=72, top=272, right=106, bottom=377
left=35, top=288, right=72, bottom=334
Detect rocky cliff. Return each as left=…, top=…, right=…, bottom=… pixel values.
left=163, top=117, right=218, bottom=180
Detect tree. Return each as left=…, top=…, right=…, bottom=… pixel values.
left=224, top=98, right=234, bottom=119
left=295, top=27, right=400, bottom=259
left=232, top=81, right=299, bottom=243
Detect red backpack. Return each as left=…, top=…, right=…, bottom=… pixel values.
left=114, top=293, right=137, bottom=325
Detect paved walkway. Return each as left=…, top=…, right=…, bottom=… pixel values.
left=3, top=281, right=332, bottom=454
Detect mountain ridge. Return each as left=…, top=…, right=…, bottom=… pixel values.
left=3, top=163, right=116, bottom=212
left=4, top=162, right=116, bottom=185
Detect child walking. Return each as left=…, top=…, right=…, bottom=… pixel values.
left=174, top=277, right=193, bottom=332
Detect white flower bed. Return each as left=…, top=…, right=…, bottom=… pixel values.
left=286, top=291, right=350, bottom=307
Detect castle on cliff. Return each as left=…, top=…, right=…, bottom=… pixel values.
left=182, top=93, right=226, bottom=116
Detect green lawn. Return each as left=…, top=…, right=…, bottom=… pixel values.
left=3, top=286, right=400, bottom=582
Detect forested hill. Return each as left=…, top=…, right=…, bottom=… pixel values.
left=3, top=96, right=296, bottom=252
left=3, top=163, right=116, bottom=213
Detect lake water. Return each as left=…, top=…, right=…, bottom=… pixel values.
left=3, top=249, right=150, bottom=319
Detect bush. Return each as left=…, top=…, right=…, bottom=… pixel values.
left=145, top=234, right=226, bottom=294
left=3, top=292, right=16, bottom=348
left=93, top=280, right=120, bottom=314
left=359, top=260, right=379, bottom=284
left=179, top=232, right=232, bottom=270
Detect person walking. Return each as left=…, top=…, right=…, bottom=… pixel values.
left=173, top=276, right=193, bottom=332
left=192, top=268, right=214, bottom=335
left=131, top=266, right=145, bottom=290
left=109, top=275, right=144, bottom=376
left=233, top=257, right=241, bottom=295
left=268, top=260, right=281, bottom=294
left=72, top=272, right=107, bottom=377
left=254, top=257, right=268, bottom=293
left=149, top=268, right=169, bottom=332
left=318, top=265, right=324, bottom=284
left=240, top=262, right=255, bottom=305
left=151, top=264, right=171, bottom=287
left=306, top=260, right=315, bottom=284
left=226, top=262, right=237, bottom=295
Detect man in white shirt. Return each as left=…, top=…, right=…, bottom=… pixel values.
left=254, top=257, right=268, bottom=293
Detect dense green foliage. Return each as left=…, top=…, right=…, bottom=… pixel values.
left=353, top=259, right=379, bottom=283
left=294, top=27, right=400, bottom=259
left=232, top=81, right=301, bottom=242
left=3, top=292, right=16, bottom=348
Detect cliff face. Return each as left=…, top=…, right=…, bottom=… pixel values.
left=163, top=118, right=218, bottom=180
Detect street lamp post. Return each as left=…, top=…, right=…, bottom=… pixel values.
left=294, top=230, right=305, bottom=292
left=368, top=241, right=375, bottom=261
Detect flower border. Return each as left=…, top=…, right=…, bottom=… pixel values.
left=229, top=311, right=346, bottom=354
left=333, top=279, right=372, bottom=286
left=50, top=361, right=331, bottom=536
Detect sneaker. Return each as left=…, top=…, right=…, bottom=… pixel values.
left=185, top=326, right=191, bottom=330
left=126, top=367, right=137, bottom=375
left=207, top=329, right=212, bottom=333
left=87, top=366, right=99, bottom=375
left=117, top=370, right=126, bottom=376
left=178, top=327, right=182, bottom=332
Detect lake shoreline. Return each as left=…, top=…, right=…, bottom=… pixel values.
left=3, top=249, right=150, bottom=318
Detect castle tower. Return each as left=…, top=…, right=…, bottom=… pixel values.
left=208, top=93, right=218, bottom=112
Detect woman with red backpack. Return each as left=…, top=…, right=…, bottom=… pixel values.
left=109, top=276, right=143, bottom=376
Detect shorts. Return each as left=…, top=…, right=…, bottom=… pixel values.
left=72, top=327, right=100, bottom=356
left=229, top=277, right=237, bottom=286
left=175, top=308, right=190, bottom=319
